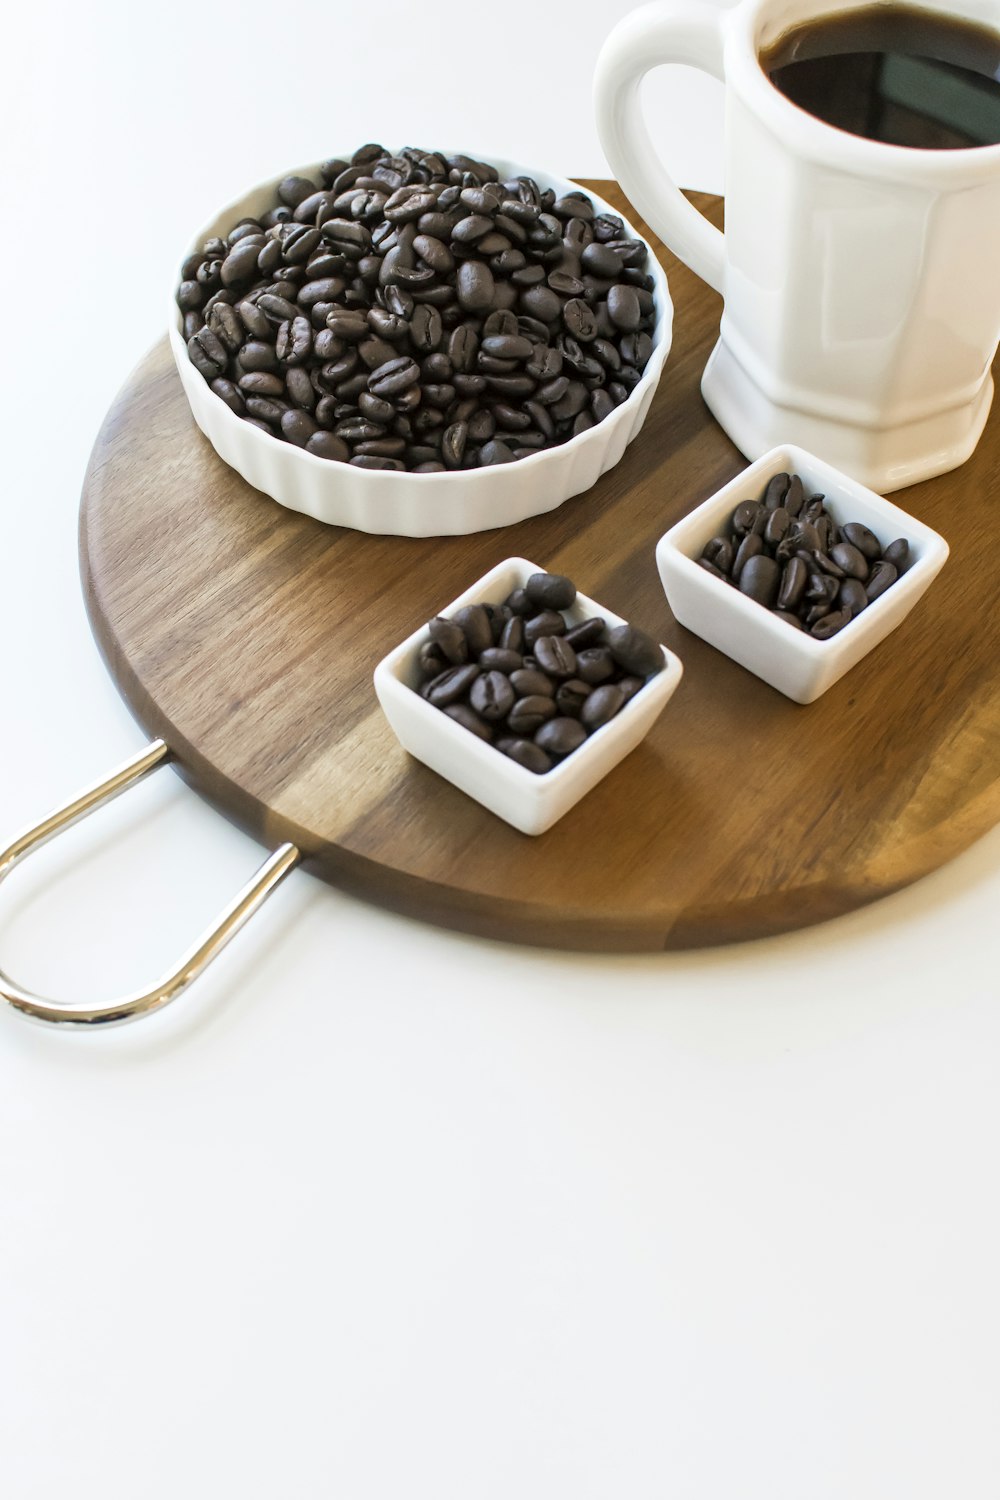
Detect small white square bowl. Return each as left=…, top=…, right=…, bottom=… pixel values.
left=654, top=444, right=949, bottom=705
left=373, top=557, right=684, bottom=835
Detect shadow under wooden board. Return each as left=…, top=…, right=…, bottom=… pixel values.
left=80, top=186, right=1000, bottom=952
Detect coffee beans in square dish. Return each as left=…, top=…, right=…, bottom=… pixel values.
left=375, top=557, right=684, bottom=833
left=417, top=571, right=663, bottom=774
left=177, top=145, right=659, bottom=474
left=696, top=471, right=909, bottom=638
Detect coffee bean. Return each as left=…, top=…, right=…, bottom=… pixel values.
left=534, top=635, right=577, bottom=678
left=842, top=522, right=882, bottom=559
left=428, top=616, right=468, bottom=664
left=525, top=572, right=576, bottom=610
left=606, top=624, right=661, bottom=676
left=581, top=683, right=625, bottom=729
left=865, top=560, right=898, bottom=601
left=535, top=717, right=587, bottom=757
left=838, top=577, right=868, bottom=614
left=811, top=608, right=853, bottom=639
left=425, top=664, right=481, bottom=706
left=444, top=703, right=493, bottom=740
left=451, top=604, right=492, bottom=657
left=497, top=738, right=552, bottom=774
left=575, top=647, right=615, bottom=685
left=305, top=431, right=349, bottom=461
left=564, top=617, right=605, bottom=649
left=738, top=554, right=781, bottom=608
left=509, top=694, right=557, bottom=735
left=829, top=542, right=869, bottom=580
left=884, top=538, right=909, bottom=569
left=777, top=556, right=808, bottom=612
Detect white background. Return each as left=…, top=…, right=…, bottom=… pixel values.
left=2, top=2, right=999, bottom=1496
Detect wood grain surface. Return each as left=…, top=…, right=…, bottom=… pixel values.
left=79, top=187, right=1000, bottom=951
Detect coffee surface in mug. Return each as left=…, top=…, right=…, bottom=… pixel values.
left=761, top=5, right=1000, bottom=148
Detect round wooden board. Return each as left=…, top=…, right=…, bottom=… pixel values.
left=80, top=186, right=1000, bottom=951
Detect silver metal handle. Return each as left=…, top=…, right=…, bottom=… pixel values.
left=0, top=739, right=300, bottom=1027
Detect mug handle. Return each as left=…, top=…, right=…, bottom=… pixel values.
left=594, top=0, right=727, bottom=293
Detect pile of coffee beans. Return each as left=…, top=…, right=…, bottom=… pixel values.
left=177, top=145, right=658, bottom=473
left=697, top=472, right=909, bottom=638
left=417, top=572, right=663, bottom=773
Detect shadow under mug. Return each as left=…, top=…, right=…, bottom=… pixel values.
left=594, top=0, right=1000, bottom=491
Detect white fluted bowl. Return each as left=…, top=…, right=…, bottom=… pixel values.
left=169, top=155, right=672, bottom=537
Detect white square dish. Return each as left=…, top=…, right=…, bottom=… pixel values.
left=373, top=556, right=684, bottom=834
left=654, top=444, right=949, bottom=704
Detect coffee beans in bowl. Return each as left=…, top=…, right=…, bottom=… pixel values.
left=374, top=558, right=683, bottom=834
left=655, top=445, right=948, bottom=704
left=170, top=149, right=673, bottom=537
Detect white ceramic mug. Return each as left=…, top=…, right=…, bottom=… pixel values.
left=594, top=0, right=1000, bottom=491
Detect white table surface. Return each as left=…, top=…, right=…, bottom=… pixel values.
left=3, top=2, right=999, bottom=1495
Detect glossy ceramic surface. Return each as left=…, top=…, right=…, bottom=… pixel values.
left=595, top=0, right=1000, bottom=490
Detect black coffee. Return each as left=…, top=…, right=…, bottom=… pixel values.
left=761, top=5, right=1000, bottom=148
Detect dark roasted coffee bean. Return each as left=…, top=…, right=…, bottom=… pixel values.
left=208, top=378, right=245, bottom=416
left=207, top=300, right=243, bottom=352
left=763, top=472, right=790, bottom=510
left=457, top=261, right=496, bottom=311
left=524, top=609, right=566, bottom=646
left=478, top=647, right=522, bottom=674
left=441, top=421, right=468, bottom=469
left=581, top=683, right=625, bottom=730
left=865, top=560, right=898, bottom=601
left=811, top=608, right=852, bottom=639
left=606, top=624, right=661, bottom=676
left=783, top=474, right=806, bottom=516
left=418, top=641, right=447, bottom=679
left=697, top=558, right=728, bottom=581
left=606, top=284, right=641, bottom=331
left=368, top=356, right=420, bottom=398
left=732, top=500, right=764, bottom=536
left=508, top=695, right=557, bottom=735
left=884, top=538, right=909, bottom=569
left=733, top=531, right=764, bottom=580
left=505, top=587, right=533, bottom=616
left=535, top=717, right=587, bottom=757
left=563, top=298, right=598, bottom=341
left=444, top=703, right=493, bottom=741
left=739, top=554, right=781, bottom=608
left=470, top=671, right=515, bottom=721
left=525, top=572, right=575, bottom=610
left=830, top=542, right=869, bottom=580
left=702, top=536, right=734, bottom=574
left=428, top=616, right=468, bottom=664
left=564, top=617, right=605, bottom=649
left=187, top=327, right=229, bottom=379
left=574, top=647, right=615, bottom=685
left=533, top=635, right=577, bottom=678
left=772, top=609, right=805, bottom=629
left=452, top=604, right=492, bottom=657
left=764, top=507, right=791, bottom=548
left=843, top=521, right=882, bottom=560
left=510, top=667, right=554, bottom=698
left=839, top=577, right=869, bottom=614
left=305, top=431, right=349, bottom=461
left=777, top=556, right=808, bottom=612
left=497, top=738, right=552, bottom=774
left=498, top=615, right=525, bottom=654
left=279, top=408, right=316, bottom=446
left=555, top=679, right=592, bottom=717
left=478, top=438, right=516, bottom=465
left=285, top=367, right=315, bottom=409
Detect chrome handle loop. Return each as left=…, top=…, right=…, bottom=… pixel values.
left=0, top=740, right=300, bottom=1027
